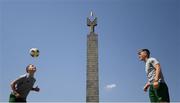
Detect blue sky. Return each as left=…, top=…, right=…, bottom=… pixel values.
left=0, top=0, right=180, bottom=102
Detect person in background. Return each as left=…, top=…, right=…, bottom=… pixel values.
left=138, top=49, right=170, bottom=102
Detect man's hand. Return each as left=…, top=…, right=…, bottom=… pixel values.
left=33, top=86, right=40, bottom=92
left=143, top=82, right=150, bottom=92
left=13, top=92, right=21, bottom=98
left=153, top=81, right=159, bottom=89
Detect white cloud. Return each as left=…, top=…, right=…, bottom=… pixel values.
left=105, top=84, right=117, bottom=90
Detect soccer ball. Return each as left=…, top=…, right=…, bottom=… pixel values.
left=29, top=48, right=39, bottom=57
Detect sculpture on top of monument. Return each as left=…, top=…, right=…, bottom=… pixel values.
left=87, top=11, right=97, bottom=33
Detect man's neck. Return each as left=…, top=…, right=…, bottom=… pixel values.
left=144, top=57, right=149, bottom=62
left=27, top=73, right=34, bottom=78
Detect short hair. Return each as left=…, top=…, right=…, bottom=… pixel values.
left=138, top=49, right=150, bottom=58
left=26, top=64, right=36, bottom=72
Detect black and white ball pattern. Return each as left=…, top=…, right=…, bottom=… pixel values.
left=29, top=48, right=39, bottom=57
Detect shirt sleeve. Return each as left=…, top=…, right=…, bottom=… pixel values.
left=12, top=75, right=26, bottom=85
left=151, top=58, right=159, bottom=66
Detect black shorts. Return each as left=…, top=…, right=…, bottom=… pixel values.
left=9, top=93, right=26, bottom=103
left=149, top=82, right=170, bottom=102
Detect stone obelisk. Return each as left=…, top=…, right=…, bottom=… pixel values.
left=86, top=12, right=99, bottom=103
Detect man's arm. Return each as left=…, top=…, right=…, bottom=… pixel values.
left=31, top=86, right=40, bottom=92
left=153, top=63, right=161, bottom=88
left=10, top=75, right=25, bottom=97
left=154, top=63, right=161, bottom=82
left=143, top=82, right=150, bottom=92
left=10, top=80, right=20, bottom=97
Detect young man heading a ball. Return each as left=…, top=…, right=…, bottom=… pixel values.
left=9, top=64, right=40, bottom=103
